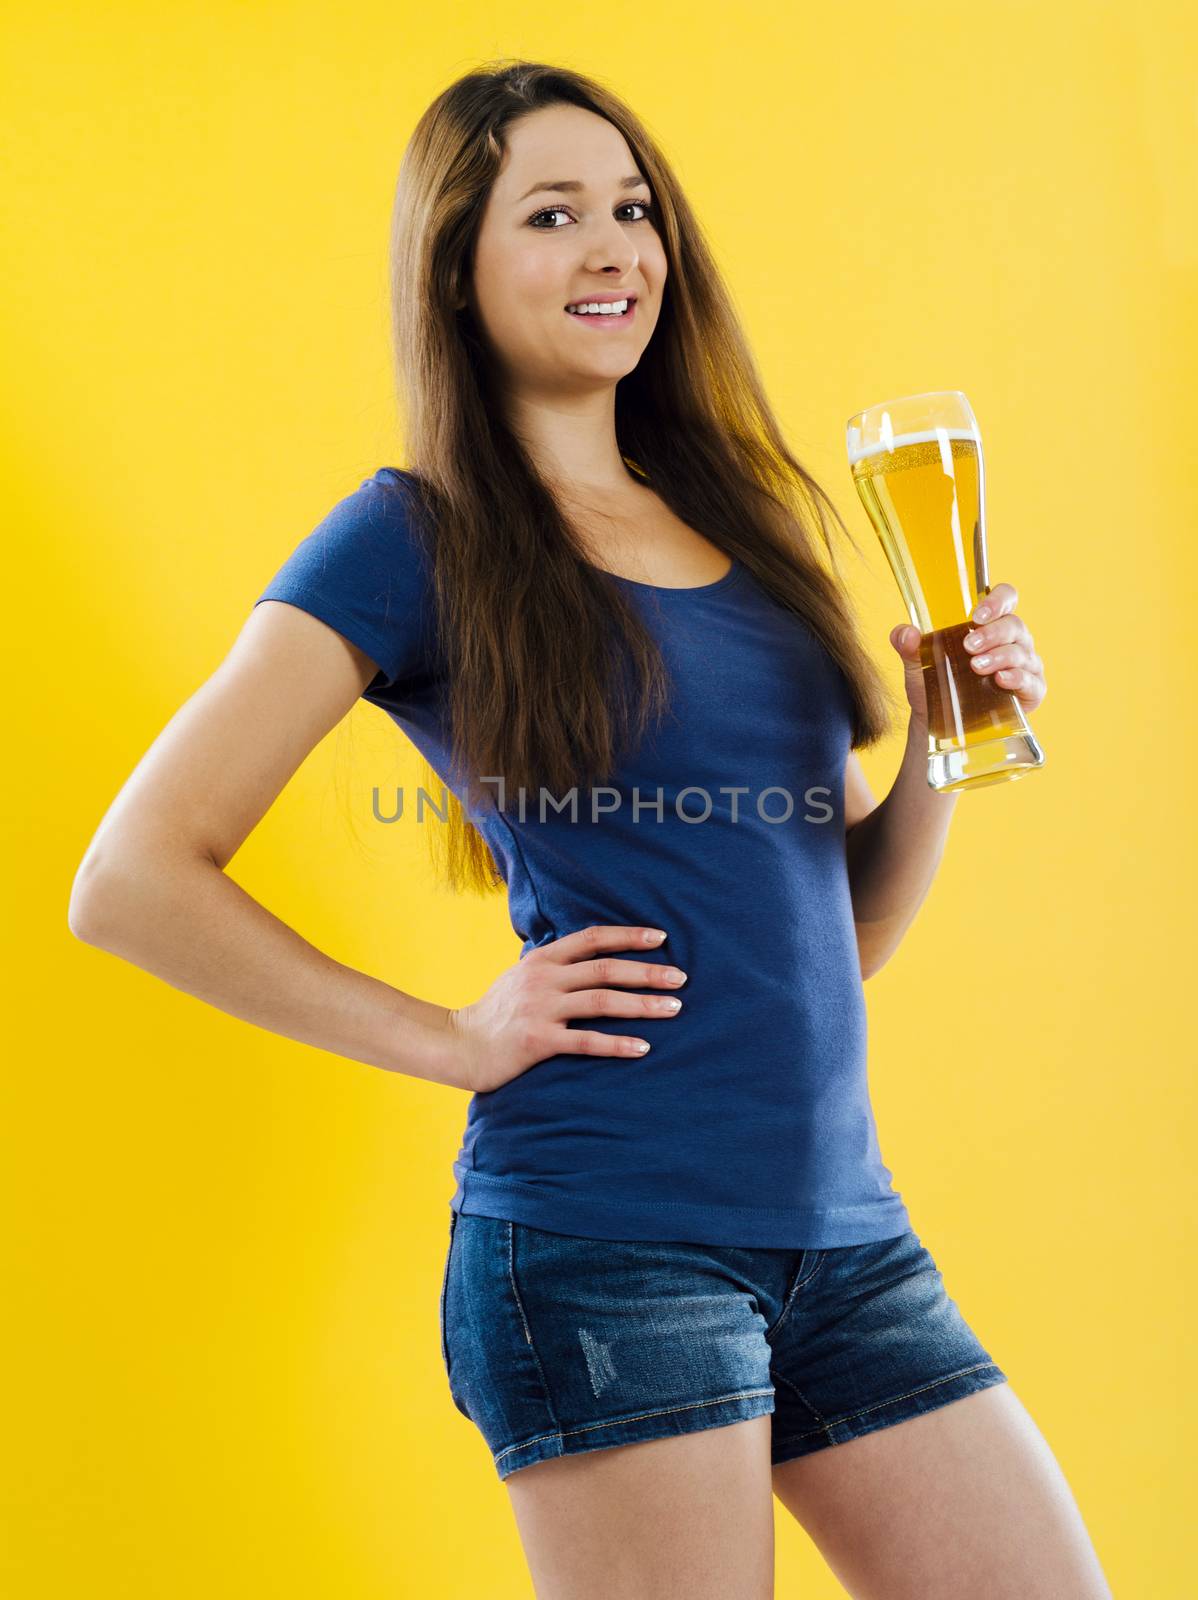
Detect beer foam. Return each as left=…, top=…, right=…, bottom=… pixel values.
left=846, top=424, right=980, bottom=467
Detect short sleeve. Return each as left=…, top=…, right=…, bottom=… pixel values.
left=253, top=468, right=435, bottom=696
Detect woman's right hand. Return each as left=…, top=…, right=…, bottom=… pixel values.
left=445, top=925, right=688, bottom=1094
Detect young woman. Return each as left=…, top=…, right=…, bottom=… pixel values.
left=70, top=60, right=1109, bottom=1600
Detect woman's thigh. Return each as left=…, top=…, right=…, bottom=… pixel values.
left=440, top=1211, right=786, bottom=1595
left=771, top=1383, right=1112, bottom=1599
left=765, top=1230, right=1111, bottom=1598
left=506, top=1413, right=775, bottom=1600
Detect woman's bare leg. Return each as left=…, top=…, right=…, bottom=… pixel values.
left=504, top=1413, right=775, bottom=1600
left=771, top=1383, right=1112, bottom=1599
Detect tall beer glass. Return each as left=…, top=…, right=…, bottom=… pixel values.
left=846, top=390, right=1045, bottom=793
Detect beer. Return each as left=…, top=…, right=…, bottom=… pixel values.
left=846, top=393, right=1045, bottom=792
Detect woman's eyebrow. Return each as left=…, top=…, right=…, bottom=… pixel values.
left=514, top=174, right=649, bottom=204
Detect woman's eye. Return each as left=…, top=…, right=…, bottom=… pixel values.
left=529, top=200, right=655, bottom=229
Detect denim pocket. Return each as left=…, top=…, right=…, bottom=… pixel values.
left=438, top=1208, right=459, bottom=1380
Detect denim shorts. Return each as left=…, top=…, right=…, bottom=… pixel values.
left=437, top=1209, right=1008, bottom=1482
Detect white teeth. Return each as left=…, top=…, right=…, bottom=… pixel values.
left=566, top=299, right=630, bottom=315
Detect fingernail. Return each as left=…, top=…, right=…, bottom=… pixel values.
left=644, top=929, right=667, bottom=943
left=973, top=604, right=991, bottom=622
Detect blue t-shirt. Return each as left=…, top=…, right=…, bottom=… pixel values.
left=255, top=466, right=911, bottom=1248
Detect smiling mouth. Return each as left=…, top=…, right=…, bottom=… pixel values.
left=564, top=297, right=638, bottom=325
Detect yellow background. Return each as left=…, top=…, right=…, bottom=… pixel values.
left=4, top=2, right=1194, bottom=1594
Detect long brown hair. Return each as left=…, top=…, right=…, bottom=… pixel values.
left=385, top=58, right=901, bottom=896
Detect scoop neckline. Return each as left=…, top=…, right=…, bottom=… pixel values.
left=378, top=467, right=743, bottom=596
left=590, top=556, right=744, bottom=596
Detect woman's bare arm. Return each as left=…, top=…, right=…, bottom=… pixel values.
left=844, top=727, right=960, bottom=981
left=67, top=600, right=464, bottom=1087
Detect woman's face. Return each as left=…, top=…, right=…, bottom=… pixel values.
left=463, top=103, right=666, bottom=398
